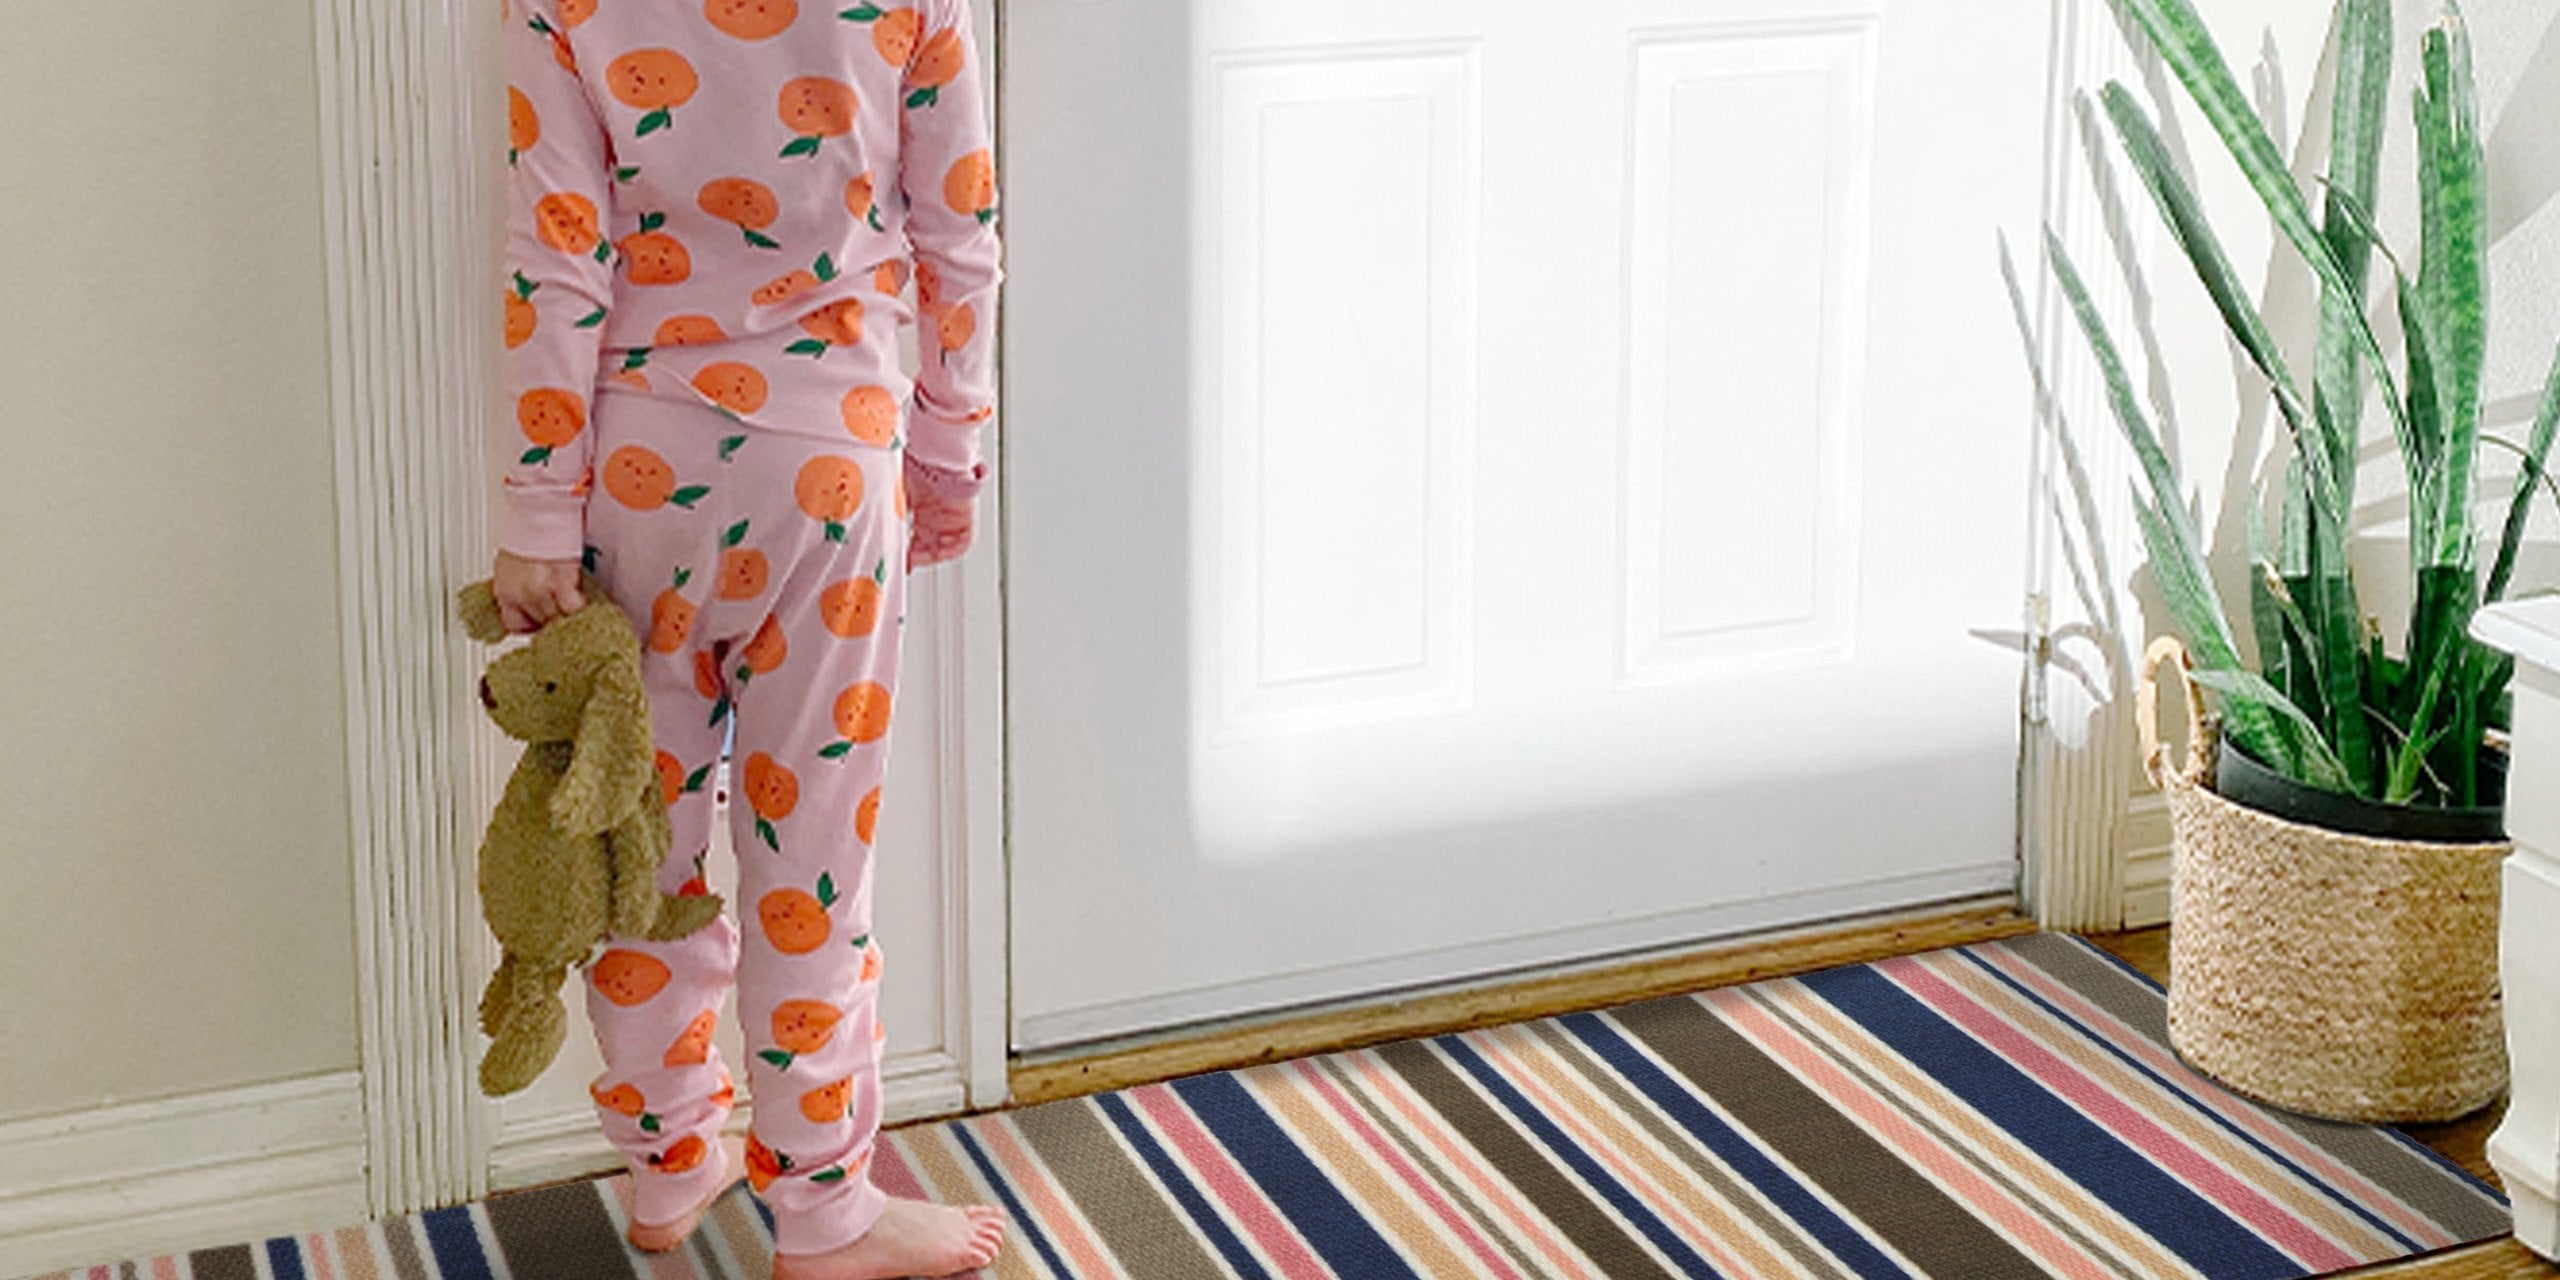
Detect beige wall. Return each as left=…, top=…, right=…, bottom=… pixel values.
left=0, top=2, right=355, bottom=1119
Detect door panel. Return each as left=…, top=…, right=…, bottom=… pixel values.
left=1005, top=0, right=2046, bottom=1049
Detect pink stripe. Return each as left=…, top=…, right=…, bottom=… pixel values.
left=1341, top=1050, right=1602, bottom=1280
left=871, top=1136, right=932, bottom=1200
left=1708, top=990, right=2116, bottom=1280
left=302, top=1235, right=337, bottom=1280
left=1289, top=1057, right=1527, bottom=1280
left=1127, top=1083, right=1333, bottom=1280
left=1974, top=945, right=2458, bottom=1249
left=152, top=1256, right=180, bottom=1280
left=1883, top=956, right=2360, bottom=1272
left=968, top=1117, right=1122, bottom=1278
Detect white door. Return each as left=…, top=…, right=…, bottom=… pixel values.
left=1004, top=0, right=2049, bottom=1049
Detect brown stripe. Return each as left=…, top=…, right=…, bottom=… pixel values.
left=907, top=1125, right=1042, bottom=1280
left=1010, top=1098, right=1226, bottom=1279
left=1249, top=1063, right=1482, bottom=1276
left=379, top=1220, right=431, bottom=1280
left=1526, top=1018, right=1851, bottom=1280
left=1374, top=1036, right=1678, bottom=1280
left=188, top=1246, right=258, bottom=1280
left=332, top=1226, right=381, bottom=1280
left=484, top=1182, right=643, bottom=1280
left=705, top=1185, right=775, bottom=1275
left=1762, top=977, right=2191, bottom=1280
left=1315, top=1053, right=1558, bottom=1280
left=2015, top=934, right=2512, bottom=1240
left=1607, top=993, right=2050, bottom=1280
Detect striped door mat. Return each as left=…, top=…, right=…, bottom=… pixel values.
left=27, top=934, right=2509, bottom=1279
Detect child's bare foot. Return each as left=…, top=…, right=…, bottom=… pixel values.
left=629, top=1135, right=746, bottom=1252
left=771, top=1196, right=1008, bottom=1279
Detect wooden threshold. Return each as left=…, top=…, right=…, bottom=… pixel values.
left=1005, top=895, right=2032, bottom=1107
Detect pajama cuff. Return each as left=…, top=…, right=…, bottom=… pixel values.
left=903, top=408, right=986, bottom=473
left=905, top=454, right=988, bottom=504
left=498, top=489, right=589, bottom=563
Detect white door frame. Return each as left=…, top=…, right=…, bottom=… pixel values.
left=311, top=0, right=1012, bottom=1216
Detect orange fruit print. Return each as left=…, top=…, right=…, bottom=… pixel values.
left=873, top=258, right=908, bottom=295
left=840, top=385, right=897, bottom=446
left=508, top=86, right=539, bottom=157
left=517, top=388, right=586, bottom=458
left=558, top=0, right=597, bottom=28
left=694, top=649, right=723, bottom=699
left=866, top=8, right=920, bottom=65
left=741, top=612, right=789, bottom=676
left=665, top=1010, right=718, bottom=1067
left=821, top=573, right=883, bottom=638
left=759, top=887, right=832, bottom=954
left=608, top=49, right=698, bottom=136
left=777, top=77, right=857, bottom=157
left=650, top=581, right=697, bottom=654
left=855, top=785, right=883, bottom=843
left=755, top=268, right=822, bottom=308
left=655, top=749, right=686, bottom=808
left=745, top=1134, right=784, bottom=1192
left=743, top=751, right=799, bottom=820
left=771, top=998, right=843, bottom=1055
left=700, top=177, right=782, bottom=247
left=533, top=192, right=601, bottom=255
left=910, top=28, right=964, bottom=92
left=655, top=314, right=727, bottom=346
left=798, top=297, right=865, bottom=348
left=799, top=1078, right=852, bottom=1124
left=833, top=681, right=892, bottom=744
left=794, top=455, right=865, bottom=536
left=503, top=289, right=537, bottom=349
left=591, top=1081, right=647, bottom=1116
left=602, top=444, right=677, bottom=509
left=704, top=0, right=797, bottom=41
left=718, top=545, right=770, bottom=600
left=859, top=940, right=883, bottom=983
left=592, top=949, right=672, bottom=1006
left=693, top=362, right=771, bottom=414
left=653, top=1134, right=708, bottom=1174
left=936, top=301, right=976, bottom=352
left=944, top=150, right=995, bottom=220
left=620, top=231, right=691, bottom=286
left=844, top=173, right=881, bottom=230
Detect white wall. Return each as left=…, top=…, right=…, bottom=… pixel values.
left=0, top=1, right=355, bottom=1121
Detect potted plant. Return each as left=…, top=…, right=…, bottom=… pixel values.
left=2045, top=0, right=2558, bottom=1121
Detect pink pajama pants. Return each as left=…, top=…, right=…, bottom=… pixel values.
left=576, top=388, right=909, bottom=1255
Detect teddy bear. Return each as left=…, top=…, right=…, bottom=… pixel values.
left=457, top=572, right=725, bottom=1097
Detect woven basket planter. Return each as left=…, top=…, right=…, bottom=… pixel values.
left=2138, top=636, right=2510, bottom=1124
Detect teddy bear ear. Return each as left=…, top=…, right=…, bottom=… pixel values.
left=456, top=580, right=508, bottom=644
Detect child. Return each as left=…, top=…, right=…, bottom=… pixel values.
left=488, top=0, right=1003, bottom=1275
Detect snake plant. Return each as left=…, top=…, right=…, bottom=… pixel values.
left=2045, top=0, right=2559, bottom=808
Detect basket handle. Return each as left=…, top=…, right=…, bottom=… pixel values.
left=2138, top=635, right=2211, bottom=787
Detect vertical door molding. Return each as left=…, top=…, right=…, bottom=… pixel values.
left=311, top=0, right=502, bottom=1215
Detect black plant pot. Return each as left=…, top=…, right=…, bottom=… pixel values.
left=2213, top=737, right=2509, bottom=844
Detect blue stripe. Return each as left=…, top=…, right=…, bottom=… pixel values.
left=1097, top=1091, right=1274, bottom=1280
left=1957, top=946, right=2429, bottom=1253
left=263, top=1237, right=308, bottom=1280
left=1434, top=1035, right=1723, bottom=1278
left=951, top=1123, right=1078, bottom=1279
left=1803, top=962, right=2302, bottom=1279
left=1170, top=1071, right=1422, bottom=1280
left=418, top=1206, right=495, bottom=1280
left=1558, top=1010, right=1913, bottom=1280
left=753, top=1190, right=777, bottom=1235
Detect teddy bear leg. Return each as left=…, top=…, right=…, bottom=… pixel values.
left=606, top=822, right=671, bottom=939
left=645, top=891, right=726, bottom=942
left=479, top=957, right=570, bottom=1096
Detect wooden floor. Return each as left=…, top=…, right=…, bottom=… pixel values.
left=2089, top=926, right=2549, bottom=1278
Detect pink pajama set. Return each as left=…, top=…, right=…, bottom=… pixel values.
left=495, top=0, right=998, bottom=1255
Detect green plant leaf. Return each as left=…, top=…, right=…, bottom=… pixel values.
left=2415, top=10, right=2487, bottom=569
left=2183, top=665, right=2356, bottom=790
left=2488, top=342, right=2560, bottom=602
left=2311, top=0, right=2391, bottom=496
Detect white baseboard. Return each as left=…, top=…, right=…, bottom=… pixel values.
left=2120, top=790, right=2173, bottom=928
left=0, top=1073, right=368, bottom=1278
left=487, top=1051, right=972, bottom=1193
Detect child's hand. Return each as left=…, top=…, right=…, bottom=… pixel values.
left=904, top=455, right=987, bottom=570
left=492, top=550, right=586, bottom=633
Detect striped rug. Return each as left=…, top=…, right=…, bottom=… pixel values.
left=26, top=934, right=2508, bottom=1279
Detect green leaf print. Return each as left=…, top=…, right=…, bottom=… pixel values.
left=673, top=565, right=693, bottom=588
left=818, top=741, right=853, bottom=760
left=825, top=521, right=846, bottom=543
left=641, top=211, right=667, bottom=233
left=718, top=435, right=747, bottom=461
left=757, top=816, right=780, bottom=852
left=669, top=485, right=711, bottom=508
left=850, top=933, right=870, bottom=949
left=622, top=347, right=652, bottom=371
left=592, top=239, right=614, bottom=264
left=977, top=207, right=996, bottom=225
left=814, top=252, right=839, bottom=282
left=722, top=518, right=751, bottom=547
left=521, top=446, right=553, bottom=465
left=637, top=108, right=673, bottom=137
left=906, top=86, right=938, bottom=110
left=786, top=339, right=829, bottom=358
left=817, top=872, right=837, bottom=907
left=574, top=306, right=607, bottom=329
left=640, top=1113, right=660, bottom=1133
left=839, top=3, right=884, bottom=20
left=614, top=165, right=641, bottom=183
left=734, top=662, right=754, bottom=687
left=811, top=1167, right=847, bottom=1184
left=684, top=763, right=711, bottom=792
left=512, top=270, right=539, bottom=300
left=744, top=227, right=781, bottom=250
left=866, top=206, right=883, bottom=233
left=709, top=693, right=732, bottom=728
left=781, top=135, right=822, bottom=160
left=759, top=1048, right=794, bottom=1070
left=871, top=559, right=886, bottom=583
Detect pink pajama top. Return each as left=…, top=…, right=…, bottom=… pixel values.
left=498, top=0, right=1001, bottom=562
